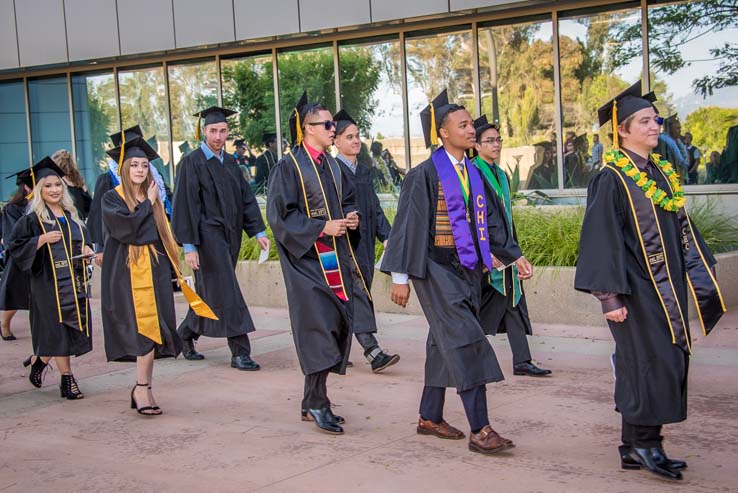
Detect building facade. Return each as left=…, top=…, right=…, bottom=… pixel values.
left=1, top=0, right=737, bottom=203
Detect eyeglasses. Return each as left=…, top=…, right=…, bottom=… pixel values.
left=306, top=120, right=336, bottom=131
left=480, top=138, right=504, bottom=145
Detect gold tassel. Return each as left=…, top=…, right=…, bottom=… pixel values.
left=195, top=113, right=202, bottom=141
left=295, top=108, right=303, bottom=146
left=118, top=138, right=126, bottom=169
left=430, top=103, right=439, bottom=146
left=612, top=99, right=619, bottom=150
left=26, top=164, right=36, bottom=200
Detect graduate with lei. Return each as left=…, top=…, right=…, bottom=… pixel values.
left=575, top=81, right=725, bottom=481
left=8, top=158, right=94, bottom=399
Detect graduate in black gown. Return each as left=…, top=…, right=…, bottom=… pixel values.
left=332, top=109, right=400, bottom=373
left=102, top=137, right=193, bottom=416
left=171, top=106, right=269, bottom=370
left=253, top=132, right=279, bottom=194
left=575, top=82, right=725, bottom=481
left=0, top=179, right=32, bottom=341
left=381, top=90, right=531, bottom=454
left=51, top=149, right=92, bottom=221
left=471, top=116, right=551, bottom=377
left=8, top=157, right=94, bottom=399
left=267, top=92, right=362, bottom=435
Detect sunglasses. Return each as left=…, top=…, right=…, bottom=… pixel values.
left=306, top=120, right=336, bottom=131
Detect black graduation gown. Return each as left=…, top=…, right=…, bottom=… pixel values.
left=68, top=185, right=92, bottom=221
left=171, top=148, right=266, bottom=338
left=254, top=149, right=277, bottom=193
left=266, top=147, right=359, bottom=376
left=101, top=191, right=182, bottom=362
left=380, top=158, right=522, bottom=391
left=87, top=171, right=116, bottom=252
left=0, top=202, right=31, bottom=310
left=337, top=158, right=392, bottom=334
left=8, top=213, right=92, bottom=357
left=575, top=158, right=715, bottom=426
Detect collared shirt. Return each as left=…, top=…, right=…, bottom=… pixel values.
left=336, top=153, right=357, bottom=174
left=591, top=141, right=604, bottom=165
left=183, top=142, right=265, bottom=253
left=303, top=141, right=327, bottom=163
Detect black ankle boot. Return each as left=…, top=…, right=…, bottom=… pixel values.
left=27, top=357, right=48, bottom=388
left=60, top=374, right=84, bottom=400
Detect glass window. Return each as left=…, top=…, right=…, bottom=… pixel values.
left=479, top=17, right=556, bottom=190
left=339, top=37, right=406, bottom=191
left=168, top=59, right=218, bottom=171
left=221, top=52, right=276, bottom=184
left=559, top=4, right=643, bottom=188
left=71, top=72, right=119, bottom=188
left=118, top=65, right=172, bottom=186
left=277, top=45, right=336, bottom=150
left=646, top=0, right=738, bottom=185
left=405, top=27, right=474, bottom=167
left=0, top=80, right=30, bottom=201
left=28, top=76, right=72, bottom=163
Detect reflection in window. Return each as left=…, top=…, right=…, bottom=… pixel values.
left=559, top=5, right=642, bottom=188
left=0, top=81, right=30, bottom=200
left=278, top=45, right=336, bottom=151
left=221, top=53, right=276, bottom=185
left=643, top=1, right=738, bottom=185
left=479, top=18, right=556, bottom=190
left=169, top=59, right=218, bottom=170
left=28, top=76, right=72, bottom=163
left=71, top=72, right=118, bottom=188
left=339, top=38, right=405, bottom=191
left=118, top=66, right=171, bottom=186
left=404, top=28, right=473, bottom=166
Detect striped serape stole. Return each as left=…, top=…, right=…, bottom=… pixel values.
left=315, top=240, right=349, bottom=301
left=434, top=183, right=455, bottom=248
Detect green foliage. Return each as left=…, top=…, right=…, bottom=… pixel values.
left=684, top=106, right=738, bottom=155
left=86, top=91, right=114, bottom=168
left=513, top=207, right=584, bottom=267
left=687, top=199, right=738, bottom=253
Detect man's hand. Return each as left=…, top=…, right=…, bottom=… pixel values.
left=604, top=306, right=628, bottom=323
left=323, top=219, right=348, bottom=237
left=83, top=245, right=95, bottom=262
left=515, top=257, right=533, bottom=280
left=346, top=211, right=359, bottom=230
left=257, top=236, right=270, bottom=251
left=94, top=252, right=104, bottom=267
left=390, top=283, right=411, bottom=307
left=185, top=251, right=200, bottom=270
left=491, top=254, right=503, bottom=269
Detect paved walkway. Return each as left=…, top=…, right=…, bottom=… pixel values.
left=1, top=297, right=737, bottom=492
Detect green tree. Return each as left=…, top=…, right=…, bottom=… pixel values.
left=685, top=106, right=738, bottom=153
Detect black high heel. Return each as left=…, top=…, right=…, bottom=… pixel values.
left=27, top=356, right=48, bottom=388
left=130, top=383, right=160, bottom=416
left=60, top=374, right=84, bottom=400
left=148, top=385, right=161, bottom=412
left=1, top=323, right=16, bottom=341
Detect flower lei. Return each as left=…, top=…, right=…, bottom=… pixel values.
left=604, top=149, right=686, bottom=212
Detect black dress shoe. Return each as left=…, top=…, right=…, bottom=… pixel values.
left=625, top=447, right=682, bottom=480
left=370, top=352, right=400, bottom=373
left=346, top=361, right=354, bottom=368
left=182, top=339, right=204, bottom=361
left=230, top=355, right=260, bottom=371
left=302, top=408, right=345, bottom=424
left=620, top=446, right=688, bottom=471
left=513, top=361, right=552, bottom=376
left=304, top=408, right=344, bottom=434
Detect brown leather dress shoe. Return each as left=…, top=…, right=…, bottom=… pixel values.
left=468, top=425, right=514, bottom=454
left=416, top=417, right=465, bottom=440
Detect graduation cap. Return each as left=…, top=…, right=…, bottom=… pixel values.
left=262, top=132, right=277, bottom=144
left=178, top=141, right=192, bottom=155
left=194, top=106, right=237, bottom=141
left=597, top=81, right=659, bottom=149
left=106, top=136, right=160, bottom=167
left=419, top=89, right=465, bottom=149
left=109, top=125, right=143, bottom=147
left=6, top=156, right=65, bottom=191
left=473, top=114, right=499, bottom=140
left=333, top=109, right=357, bottom=135
left=233, top=139, right=246, bottom=148
left=289, top=91, right=323, bottom=147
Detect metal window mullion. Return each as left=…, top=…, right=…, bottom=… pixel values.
left=641, top=0, right=650, bottom=92
left=272, top=48, right=282, bottom=161
left=333, top=40, right=341, bottom=111
left=23, top=77, right=33, bottom=166
left=162, top=61, right=174, bottom=185
left=471, top=21, right=481, bottom=118
left=113, top=66, right=122, bottom=131
left=552, top=10, right=564, bottom=192
left=67, top=72, right=77, bottom=162
left=216, top=54, right=223, bottom=106
left=400, top=31, right=410, bottom=171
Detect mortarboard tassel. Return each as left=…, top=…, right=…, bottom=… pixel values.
left=430, top=103, right=439, bottom=147
left=195, top=113, right=202, bottom=141
left=612, top=99, right=619, bottom=150
left=26, top=165, right=36, bottom=200
left=295, top=108, right=304, bottom=146
left=118, top=138, right=126, bottom=170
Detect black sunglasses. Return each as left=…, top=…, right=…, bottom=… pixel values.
left=306, top=120, right=336, bottom=130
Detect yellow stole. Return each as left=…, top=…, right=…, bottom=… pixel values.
left=114, top=186, right=218, bottom=343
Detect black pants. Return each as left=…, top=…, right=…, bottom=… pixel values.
left=302, top=370, right=330, bottom=410
left=505, top=315, right=532, bottom=365
left=621, top=416, right=663, bottom=448
left=179, top=326, right=251, bottom=357
left=355, top=332, right=379, bottom=354
left=419, top=385, right=490, bottom=433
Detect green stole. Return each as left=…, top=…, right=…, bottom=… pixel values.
left=473, top=156, right=522, bottom=306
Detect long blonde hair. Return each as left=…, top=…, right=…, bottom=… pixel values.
left=28, top=175, right=84, bottom=229
left=119, top=157, right=179, bottom=266
left=51, top=149, right=86, bottom=188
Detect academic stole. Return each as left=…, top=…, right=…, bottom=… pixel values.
left=473, top=156, right=521, bottom=306
left=432, top=147, right=493, bottom=272
left=287, top=147, right=371, bottom=301
left=114, top=186, right=217, bottom=344
left=605, top=164, right=725, bottom=354
left=36, top=212, right=89, bottom=336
